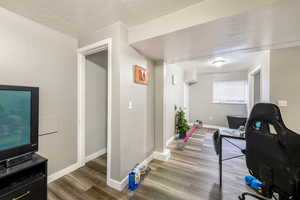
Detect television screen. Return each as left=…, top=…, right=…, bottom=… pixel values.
left=0, top=90, right=31, bottom=151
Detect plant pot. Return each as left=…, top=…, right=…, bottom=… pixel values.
left=179, top=131, right=186, bottom=139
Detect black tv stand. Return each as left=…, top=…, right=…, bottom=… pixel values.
left=4, top=152, right=33, bottom=168
left=0, top=153, right=47, bottom=200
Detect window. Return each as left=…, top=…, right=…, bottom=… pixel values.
left=213, top=80, right=248, bottom=104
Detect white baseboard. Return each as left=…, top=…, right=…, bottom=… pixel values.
left=203, top=124, right=226, bottom=130
left=107, top=176, right=128, bottom=191
left=85, top=148, right=107, bottom=163
left=47, top=149, right=106, bottom=184
left=107, top=151, right=155, bottom=191
left=48, top=162, right=84, bottom=183
left=48, top=150, right=166, bottom=191
left=166, top=134, right=178, bottom=147
left=153, top=150, right=171, bottom=161
left=139, top=152, right=155, bottom=168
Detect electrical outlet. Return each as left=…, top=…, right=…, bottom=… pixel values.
left=278, top=100, right=288, bottom=107
left=209, top=116, right=213, bottom=121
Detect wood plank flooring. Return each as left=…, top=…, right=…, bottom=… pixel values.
left=48, top=128, right=253, bottom=200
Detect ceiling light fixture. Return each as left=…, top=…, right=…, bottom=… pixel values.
left=212, top=58, right=227, bottom=67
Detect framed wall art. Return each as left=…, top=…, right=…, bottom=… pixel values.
left=134, top=65, right=149, bottom=85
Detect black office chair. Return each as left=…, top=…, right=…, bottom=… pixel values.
left=227, top=115, right=247, bottom=129
left=241, top=103, right=300, bottom=200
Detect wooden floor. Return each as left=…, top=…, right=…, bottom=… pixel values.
left=48, top=128, right=252, bottom=200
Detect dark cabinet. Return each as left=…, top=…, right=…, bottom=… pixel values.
left=0, top=154, right=47, bottom=200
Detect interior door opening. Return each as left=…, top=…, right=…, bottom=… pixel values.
left=85, top=50, right=108, bottom=166
left=77, top=38, right=112, bottom=187
left=253, top=71, right=261, bottom=105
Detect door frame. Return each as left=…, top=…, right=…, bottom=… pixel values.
left=77, top=38, right=112, bottom=185
left=248, top=65, right=262, bottom=114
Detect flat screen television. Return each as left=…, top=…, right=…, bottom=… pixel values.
left=0, top=85, right=39, bottom=162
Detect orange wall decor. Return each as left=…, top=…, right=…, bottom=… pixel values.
left=134, top=65, right=149, bottom=85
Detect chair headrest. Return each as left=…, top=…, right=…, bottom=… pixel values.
left=246, top=103, right=289, bottom=144
left=248, top=103, right=285, bottom=125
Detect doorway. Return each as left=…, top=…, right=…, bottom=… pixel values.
left=77, top=38, right=112, bottom=185
left=253, top=71, right=261, bottom=105
left=248, top=65, right=262, bottom=114
left=85, top=51, right=108, bottom=162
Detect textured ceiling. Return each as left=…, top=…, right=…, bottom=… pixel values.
left=0, top=0, right=204, bottom=37
left=176, top=51, right=265, bottom=74
left=131, top=0, right=300, bottom=63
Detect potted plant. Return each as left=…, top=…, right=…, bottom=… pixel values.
left=176, top=108, right=190, bottom=139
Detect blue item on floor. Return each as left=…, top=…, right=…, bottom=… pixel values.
left=245, top=175, right=262, bottom=190
left=245, top=175, right=255, bottom=185
left=128, top=164, right=151, bottom=191
left=128, top=171, right=141, bottom=191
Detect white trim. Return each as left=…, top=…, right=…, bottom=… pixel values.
left=138, top=152, right=155, bottom=167
left=77, top=53, right=86, bottom=167
left=106, top=39, right=112, bottom=187
left=106, top=149, right=174, bottom=191
left=248, top=65, right=262, bottom=114
left=162, top=62, right=168, bottom=153
left=262, top=51, right=270, bottom=103
left=212, top=101, right=247, bottom=105
left=249, top=65, right=261, bottom=76
left=107, top=152, right=155, bottom=191
left=77, top=38, right=113, bottom=187
left=153, top=150, right=171, bottom=161
left=203, top=124, right=226, bottom=130
left=107, top=176, right=129, bottom=191
left=78, top=39, right=111, bottom=55
left=48, top=162, right=83, bottom=183
left=247, top=51, right=270, bottom=115
left=85, top=148, right=107, bottom=163
left=166, top=134, right=178, bottom=147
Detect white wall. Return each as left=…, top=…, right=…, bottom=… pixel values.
left=248, top=51, right=270, bottom=113
left=80, top=22, right=155, bottom=182
left=190, top=71, right=248, bottom=127
left=85, top=51, right=107, bottom=157
left=270, top=46, right=300, bottom=134
left=0, top=7, right=78, bottom=175
left=183, top=82, right=190, bottom=121
left=80, top=22, right=122, bottom=180
left=165, top=64, right=185, bottom=141
left=119, top=24, right=155, bottom=179
left=0, top=11, right=156, bottom=184
left=154, top=62, right=166, bottom=152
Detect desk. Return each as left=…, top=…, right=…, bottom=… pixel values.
left=217, top=128, right=246, bottom=188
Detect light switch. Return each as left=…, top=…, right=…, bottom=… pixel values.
left=128, top=101, right=133, bottom=109
left=172, top=75, right=177, bottom=85
left=278, top=100, right=288, bottom=107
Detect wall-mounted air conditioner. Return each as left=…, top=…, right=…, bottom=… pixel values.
left=184, top=70, right=198, bottom=84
